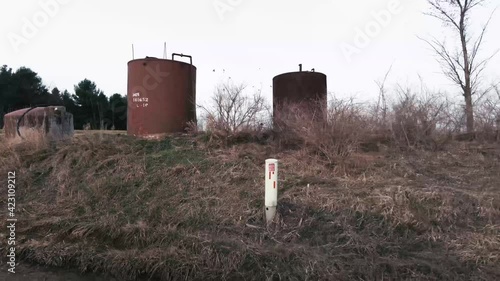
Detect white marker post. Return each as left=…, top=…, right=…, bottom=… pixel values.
left=265, top=159, right=278, bottom=223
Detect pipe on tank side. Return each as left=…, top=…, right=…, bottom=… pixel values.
left=172, top=53, right=193, bottom=65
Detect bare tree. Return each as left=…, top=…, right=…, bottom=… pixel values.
left=493, top=83, right=500, bottom=141
left=420, top=0, right=498, bottom=133
left=199, top=81, right=268, bottom=134
left=374, top=64, right=393, bottom=128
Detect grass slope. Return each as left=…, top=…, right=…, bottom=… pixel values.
left=1, top=134, right=499, bottom=280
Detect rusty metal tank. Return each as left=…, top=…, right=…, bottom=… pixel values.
left=4, top=106, right=74, bottom=139
left=273, top=65, right=327, bottom=122
left=127, top=54, right=196, bottom=139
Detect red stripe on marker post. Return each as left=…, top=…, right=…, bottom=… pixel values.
left=273, top=181, right=276, bottom=189
left=269, top=163, right=275, bottom=172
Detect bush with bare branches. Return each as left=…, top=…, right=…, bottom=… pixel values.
left=472, top=84, right=500, bottom=141
left=390, top=87, right=454, bottom=149
left=275, top=98, right=370, bottom=167
left=198, top=81, right=270, bottom=146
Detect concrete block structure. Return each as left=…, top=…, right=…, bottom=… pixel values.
left=3, top=106, right=74, bottom=140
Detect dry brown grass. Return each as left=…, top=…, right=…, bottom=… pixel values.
left=274, top=99, right=370, bottom=171
left=74, top=129, right=127, bottom=135
left=1, top=131, right=499, bottom=280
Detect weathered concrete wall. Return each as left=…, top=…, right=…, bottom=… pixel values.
left=4, top=106, right=74, bottom=140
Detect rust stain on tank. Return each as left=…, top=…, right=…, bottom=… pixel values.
left=127, top=56, right=196, bottom=139
left=273, top=71, right=327, bottom=121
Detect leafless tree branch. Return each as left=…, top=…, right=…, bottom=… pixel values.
left=421, top=0, right=496, bottom=132
left=198, top=80, right=268, bottom=134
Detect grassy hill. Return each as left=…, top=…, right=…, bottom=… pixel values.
left=1, top=132, right=499, bottom=280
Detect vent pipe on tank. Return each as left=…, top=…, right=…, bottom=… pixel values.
left=299, top=64, right=302, bottom=72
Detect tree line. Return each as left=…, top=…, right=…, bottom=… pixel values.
left=0, top=65, right=127, bottom=130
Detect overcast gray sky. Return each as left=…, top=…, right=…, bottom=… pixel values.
left=1, top=0, right=499, bottom=106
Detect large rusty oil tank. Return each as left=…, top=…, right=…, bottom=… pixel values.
left=273, top=65, right=327, bottom=123
left=3, top=106, right=74, bottom=140
left=127, top=54, right=196, bottom=139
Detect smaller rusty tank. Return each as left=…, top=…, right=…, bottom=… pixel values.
left=3, top=106, right=74, bottom=140
left=273, top=65, right=328, bottom=123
